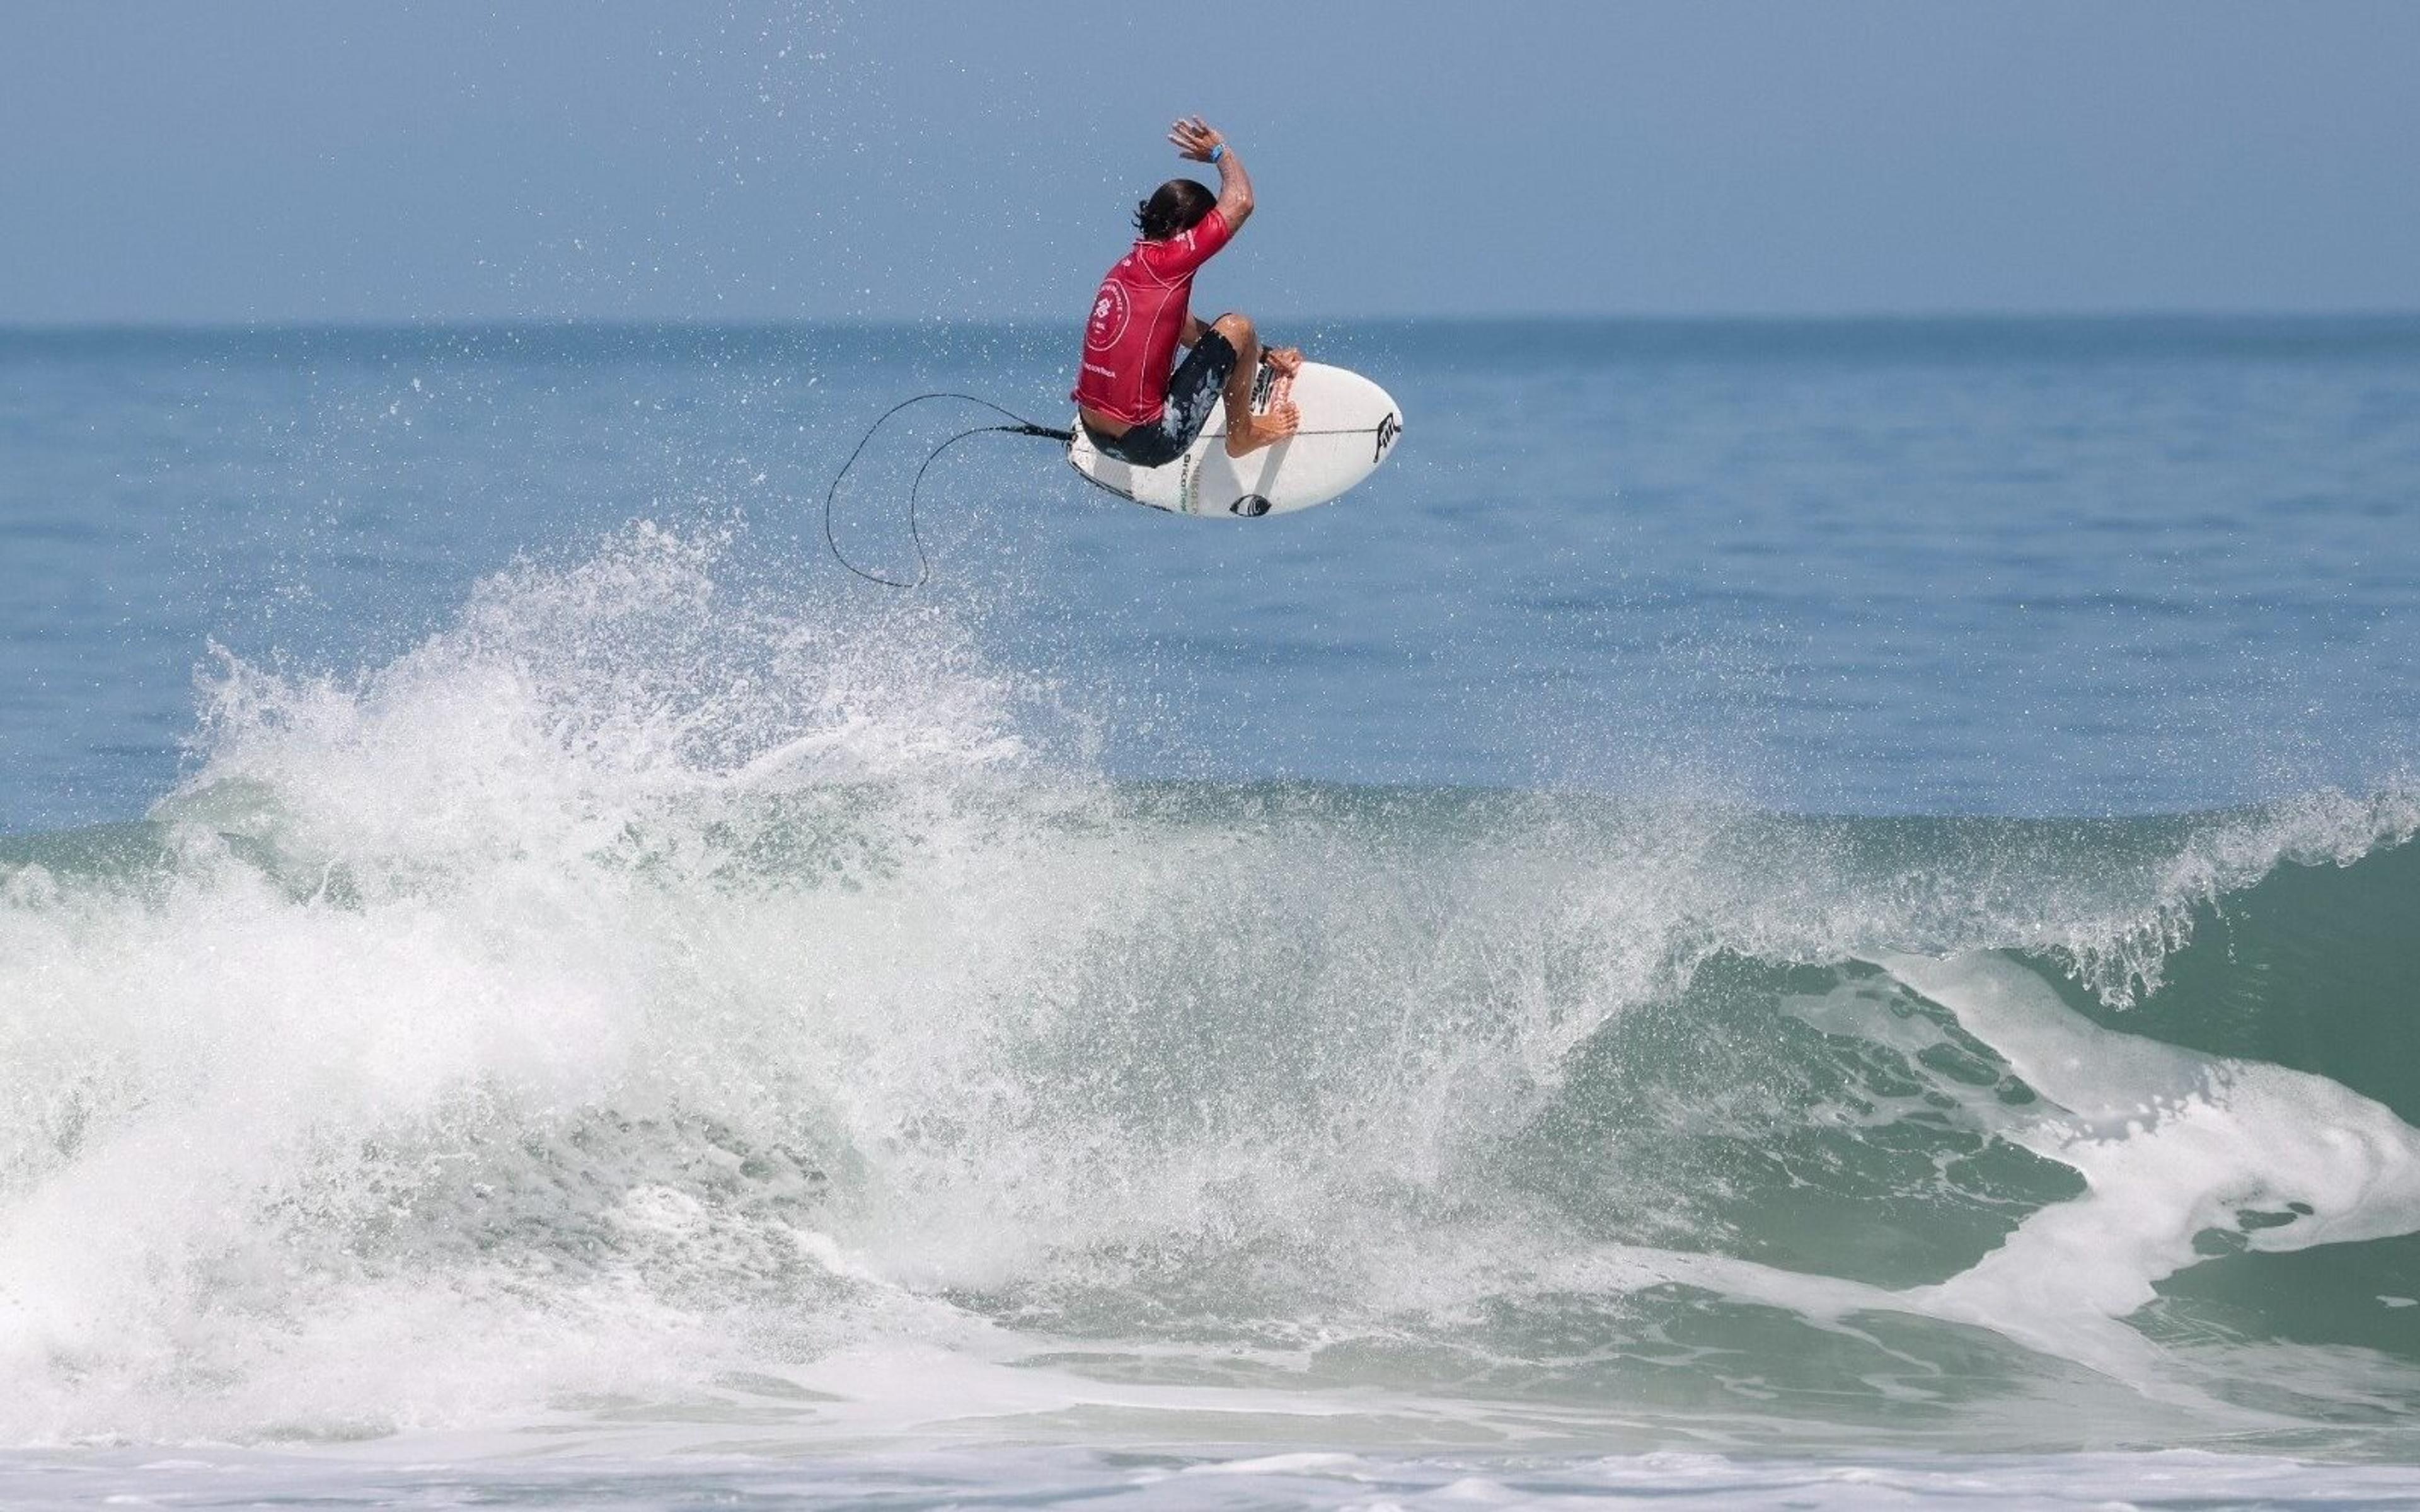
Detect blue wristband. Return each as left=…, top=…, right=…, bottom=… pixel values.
left=1208, top=143, right=1226, bottom=164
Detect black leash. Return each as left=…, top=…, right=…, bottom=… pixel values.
left=822, top=392, right=1073, bottom=588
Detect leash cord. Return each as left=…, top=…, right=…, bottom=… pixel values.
left=822, top=392, right=1072, bottom=589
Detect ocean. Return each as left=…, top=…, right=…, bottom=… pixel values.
left=3, top=318, right=2419, bottom=1507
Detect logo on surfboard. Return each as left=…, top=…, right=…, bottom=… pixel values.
left=1374, top=411, right=1400, bottom=463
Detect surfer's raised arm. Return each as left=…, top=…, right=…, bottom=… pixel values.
left=1070, top=115, right=1298, bottom=465
left=1170, top=117, right=1252, bottom=231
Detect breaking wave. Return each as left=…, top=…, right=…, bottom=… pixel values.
left=3, top=527, right=2418, bottom=1456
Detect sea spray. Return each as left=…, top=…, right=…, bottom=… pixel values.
left=3, top=531, right=2419, bottom=1454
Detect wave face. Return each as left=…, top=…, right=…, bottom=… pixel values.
left=3, top=529, right=2419, bottom=1456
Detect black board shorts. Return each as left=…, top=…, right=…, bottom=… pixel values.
left=1083, top=330, right=1238, bottom=469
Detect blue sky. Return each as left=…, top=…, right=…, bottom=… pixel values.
left=6, top=1, right=2417, bottom=323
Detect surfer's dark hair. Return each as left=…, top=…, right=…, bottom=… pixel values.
left=1135, top=179, right=1216, bottom=241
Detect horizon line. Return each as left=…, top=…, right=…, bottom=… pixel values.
left=8, top=307, right=2420, bottom=338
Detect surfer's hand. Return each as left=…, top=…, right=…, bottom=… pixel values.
left=1267, top=346, right=1305, bottom=377
left=1170, top=117, right=1223, bottom=161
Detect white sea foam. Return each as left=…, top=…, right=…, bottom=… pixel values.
left=1884, top=950, right=2420, bottom=1382
left=3, top=1443, right=2417, bottom=1510
left=2, top=529, right=2417, bottom=1455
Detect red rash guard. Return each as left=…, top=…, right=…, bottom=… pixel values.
left=1071, top=208, right=1233, bottom=425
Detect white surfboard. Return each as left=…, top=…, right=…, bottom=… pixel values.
left=1067, top=360, right=1403, bottom=518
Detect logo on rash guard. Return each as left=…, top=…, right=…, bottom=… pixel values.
left=1085, top=283, right=1131, bottom=350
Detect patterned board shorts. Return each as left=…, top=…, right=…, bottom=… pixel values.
left=1083, top=329, right=1238, bottom=469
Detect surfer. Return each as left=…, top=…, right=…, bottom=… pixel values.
left=1075, top=117, right=1303, bottom=466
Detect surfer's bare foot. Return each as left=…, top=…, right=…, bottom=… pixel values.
left=1225, top=401, right=1299, bottom=457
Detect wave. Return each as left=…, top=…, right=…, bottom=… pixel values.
left=2, top=526, right=2417, bottom=1453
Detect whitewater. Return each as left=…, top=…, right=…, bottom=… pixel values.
left=5, top=319, right=2420, bottom=1506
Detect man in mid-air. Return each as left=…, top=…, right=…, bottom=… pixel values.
left=1074, top=117, right=1302, bottom=467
